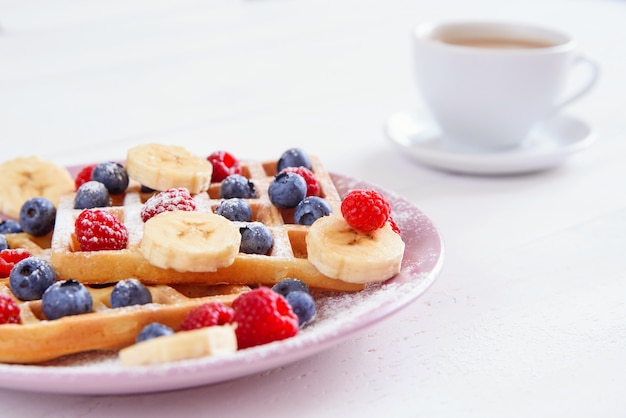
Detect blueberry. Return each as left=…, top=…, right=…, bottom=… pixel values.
left=110, top=278, right=152, bottom=308
left=276, top=148, right=312, bottom=172
left=286, top=291, right=316, bottom=327
left=220, top=175, right=257, bottom=199
left=92, top=162, right=129, bottom=194
left=19, top=197, right=56, bottom=236
left=294, top=196, right=333, bottom=225
left=41, top=279, right=93, bottom=320
left=239, top=222, right=273, bottom=255
left=136, top=322, right=174, bottom=343
left=268, top=172, right=307, bottom=209
left=74, top=181, right=111, bottom=209
left=215, top=198, right=253, bottom=222
left=0, top=235, right=7, bottom=251
left=0, top=220, right=22, bottom=234
left=272, top=278, right=310, bottom=298
left=9, top=257, right=56, bottom=301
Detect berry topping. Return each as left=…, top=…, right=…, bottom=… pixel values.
left=0, top=248, right=31, bottom=277
left=0, top=235, right=7, bottom=252
left=0, top=220, right=22, bottom=234
left=239, top=222, right=274, bottom=255
left=41, top=279, right=93, bottom=320
left=219, top=174, right=257, bottom=199
left=268, top=171, right=307, bottom=209
left=340, top=189, right=391, bottom=233
left=74, top=164, right=96, bottom=191
left=231, top=287, right=298, bottom=349
left=9, top=257, right=56, bottom=301
left=215, top=198, right=252, bottom=222
left=285, top=290, right=316, bottom=327
left=279, top=166, right=320, bottom=197
left=19, top=197, right=56, bottom=237
left=276, top=148, right=312, bottom=172
left=388, top=216, right=401, bottom=235
left=136, top=322, right=174, bottom=343
left=110, top=278, right=153, bottom=308
left=180, top=302, right=234, bottom=331
left=75, top=209, right=129, bottom=251
left=271, top=278, right=310, bottom=298
left=207, top=151, right=242, bottom=183
left=91, top=162, right=129, bottom=195
left=141, top=188, right=197, bottom=222
left=0, top=294, right=20, bottom=324
left=74, top=181, right=111, bottom=210
left=294, top=196, right=332, bottom=226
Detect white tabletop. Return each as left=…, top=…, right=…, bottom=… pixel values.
left=1, top=0, right=625, bottom=416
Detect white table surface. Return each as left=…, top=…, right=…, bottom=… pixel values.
left=1, top=0, right=625, bottom=416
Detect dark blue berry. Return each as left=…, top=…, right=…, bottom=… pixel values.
left=239, top=223, right=273, bottom=255
left=286, top=290, right=316, bottom=327
left=9, top=257, right=57, bottom=301
left=110, top=278, right=152, bottom=308
left=74, top=181, right=111, bottom=209
left=136, top=322, right=174, bottom=343
left=0, top=220, right=22, bottom=234
left=41, top=279, right=93, bottom=320
left=272, top=278, right=310, bottom=298
left=276, top=148, right=312, bottom=172
left=92, top=162, right=129, bottom=194
left=220, top=175, right=257, bottom=199
left=215, top=198, right=252, bottom=222
left=19, top=197, right=56, bottom=236
left=0, top=235, right=8, bottom=251
left=268, top=172, right=307, bottom=209
left=294, top=196, right=333, bottom=225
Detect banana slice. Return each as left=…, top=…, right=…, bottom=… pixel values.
left=0, top=156, right=74, bottom=219
left=119, top=325, right=238, bottom=366
left=126, top=143, right=212, bottom=194
left=139, top=210, right=241, bottom=272
left=306, top=214, right=405, bottom=284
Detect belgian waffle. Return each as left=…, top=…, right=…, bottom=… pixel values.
left=49, top=156, right=365, bottom=292
left=0, top=279, right=248, bottom=364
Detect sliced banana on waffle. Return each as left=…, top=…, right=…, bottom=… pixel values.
left=126, top=143, right=212, bottom=194
left=0, top=156, right=75, bottom=219
left=119, top=325, right=237, bottom=366
left=306, top=214, right=404, bottom=284
left=139, top=210, right=241, bottom=272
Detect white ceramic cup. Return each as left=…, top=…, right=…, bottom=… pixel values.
left=412, top=21, right=599, bottom=150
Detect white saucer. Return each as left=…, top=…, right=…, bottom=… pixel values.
left=385, top=111, right=596, bottom=175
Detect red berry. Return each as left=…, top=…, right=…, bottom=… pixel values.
left=207, top=151, right=242, bottom=183
left=340, top=189, right=391, bottom=233
left=75, top=209, right=128, bottom=251
left=280, top=167, right=320, bottom=197
left=231, top=287, right=298, bottom=349
left=74, top=164, right=96, bottom=191
left=0, top=295, right=20, bottom=324
left=140, top=188, right=197, bottom=222
left=180, top=302, right=234, bottom=331
left=0, top=249, right=31, bottom=277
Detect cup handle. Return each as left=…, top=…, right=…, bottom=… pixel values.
left=553, top=55, right=600, bottom=113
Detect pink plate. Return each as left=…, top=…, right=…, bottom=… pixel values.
left=0, top=172, right=444, bottom=395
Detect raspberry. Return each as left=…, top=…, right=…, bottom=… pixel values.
left=231, top=287, right=298, bottom=349
left=0, top=294, right=20, bottom=324
left=207, top=151, right=242, bottom=183
left=74, top=164, right=96, bottom=191
left=180, top=302, right=234, bottom=331
left=0, top=249, right=31, bottom=277
left=141, top=188, right=197, bottom=222
left=340, top=189, right=391, bottom=233
left=75, top=209, right=128, bottom=251
left=280, top=167, right=320, bottom=197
